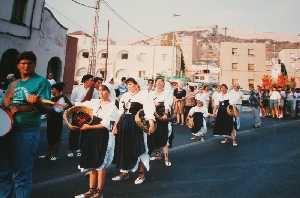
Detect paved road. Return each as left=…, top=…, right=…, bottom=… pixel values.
left=32, top=111, right=300, bottom=197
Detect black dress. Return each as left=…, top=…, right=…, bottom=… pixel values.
left=79, top=117, right=109, bottom=169
left=114, top=102, right=146, bottom=170
left=213, top=100, right=234, bottom=136
left=148, top=102, right=169, bottom=153
left=191, top=112, right=204, bottom=133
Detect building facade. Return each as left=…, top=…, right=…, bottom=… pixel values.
left=219, top=42, right=267, bottom=89
left=279, top=49, right=300, bottom=87
left=0, top=0, right=67, bottom=84
left=66, top=32, right=181, bottom=85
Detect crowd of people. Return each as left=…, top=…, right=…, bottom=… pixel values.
left=0, top=51, right=299, bottom=198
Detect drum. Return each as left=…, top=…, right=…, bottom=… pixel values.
left=0, top=107, right=13, bottom=137
left=64, top=106, right=93, bottom=128
left=135, top=109, right=157, bottom=133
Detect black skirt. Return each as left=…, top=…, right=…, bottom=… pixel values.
left=213, top=101, right=234, bottom=136
left=79, top=119, right=109, bottom=169
left=148, top=120, right=169, bottom=153
left=191, top=112, right=204, bottom=133
left=114, top=114, right=145, bottom=170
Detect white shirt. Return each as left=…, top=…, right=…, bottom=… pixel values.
left=212, top=91, right=220, bottom=106
left=188, top=105, right=209, bottom=117
left=70, top=85, right=99, bottom=104
left=80, top=99, right=120, bottom=130
left=229, top=89, right=243, bottom=105
left=217, top=92, right=229, bottom=103
left=195, top=92, right=210, bottom=107
left=150, top=90, right=173, bottom=112
left=270, top=91, right=281, bottom=100
left=119, top=90, right=155, bottom=120
left=53, top=97, right=67, bottom=113
left=48, top=79, right=56, bottom=86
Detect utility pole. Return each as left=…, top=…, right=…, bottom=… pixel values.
left=104, top=20, right=110, bottom=80
left=88, top=0, right=100, bottom=75
left=223, top=26, right=228, bottom=42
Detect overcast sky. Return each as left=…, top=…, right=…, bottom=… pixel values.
left=46, top=0, right=300, bottom=43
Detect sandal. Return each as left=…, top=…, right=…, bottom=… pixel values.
left=220, top=138, right=228, bottom=144
left=92, top=189, right=103, bottom=198
left=134, top=176, right=145, bottom=185
left=74, top=188, right=97, bottom=198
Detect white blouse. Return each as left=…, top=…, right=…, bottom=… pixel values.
left=217, top=92, right=229, bottom=103
left=188, top=106, right=209, bottom=117
left=79, top=99, right=120, bottom=130
left=150, top=90, right=173, bottom=112
left=119, top=90, right=155, bottom=120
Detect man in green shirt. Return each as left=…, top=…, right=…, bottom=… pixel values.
left=0, top=51, right=51, bottom=198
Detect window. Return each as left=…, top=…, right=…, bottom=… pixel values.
left=248, top=79, right=254, bottom=85
left=203, top=69, right=210, bottom=74
left=248, top=49, right=255, bottom=56
left=138, top=70, right=145, bottom=78
left=121, top=53, right=128, bottom=60
left=232, top=79, right=239, bottom=86
left=11, top=0, right=28, bottom=25
left=199, top=76, right=205, bottom=80
left=232, top=48, right=238, bottom=56
left=101, top=53, right=107, bottom=59
left=161, top=54, right=167, bottom=62
left=232, top=63, right=238, bottom=70
left=248, top=64, right=255, bottom=71
left=82, top=52, right=89, bottom=58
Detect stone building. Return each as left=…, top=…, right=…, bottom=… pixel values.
left=219, top=42, right=268, bottom=89
left=64, top=31, right=181, bottom=93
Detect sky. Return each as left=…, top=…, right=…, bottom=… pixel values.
left=45, top=0, right=300, bottom=43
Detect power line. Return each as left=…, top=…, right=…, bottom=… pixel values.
left=70, top=0, right=96, bottom=9
left=45, top=2, right=90, bottom=33
left=102, top=0, right=152, bottom=38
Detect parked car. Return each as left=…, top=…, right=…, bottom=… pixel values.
left=241, top=90, right=250, bottom=105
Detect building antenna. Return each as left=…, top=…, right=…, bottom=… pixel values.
left=88, top=0, right=100, bottom=75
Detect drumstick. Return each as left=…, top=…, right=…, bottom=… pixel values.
left=41, top=99, right=55, bottom=105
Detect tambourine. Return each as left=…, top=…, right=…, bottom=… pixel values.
left=135, top=109, right=157, bottom=133
left=186, top=116, right=194, bottom=129
left=227, top=105, right=240, bottom=117
left=64, top=106, right=93, bottom=127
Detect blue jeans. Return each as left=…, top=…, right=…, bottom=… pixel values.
left=0, top=127, right=40, bottom=198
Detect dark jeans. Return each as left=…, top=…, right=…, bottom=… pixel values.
left=69, top=129, right=80, bottom=151
left=0, top=127, right=40, bottom=198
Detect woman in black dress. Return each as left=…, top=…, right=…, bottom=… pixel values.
left=112, top=78, right=156, bottom=185
left=148, top=77, right=173, bottom=167
left=213, top=84, right=237, bottom=146
left=173, top=81, right=186, bottom=125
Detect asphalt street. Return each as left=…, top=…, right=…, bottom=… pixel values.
left=32, top=109, right=300, bottom=198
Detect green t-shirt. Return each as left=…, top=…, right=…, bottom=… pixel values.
left=11, top=74, right=51, bottom=128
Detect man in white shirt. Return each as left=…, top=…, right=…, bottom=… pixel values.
left=229, top=84, right=243, bottom=130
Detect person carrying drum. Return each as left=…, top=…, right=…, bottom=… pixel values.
left=64, top=84, right=120, bottom=198
left=148, top=77, right=173, bottom=167
left=0, top=51, right=51, bottom=198
left=112, top=77, right=156, bottom=185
